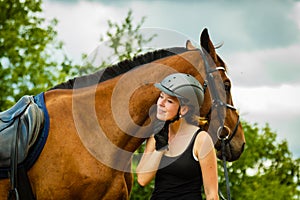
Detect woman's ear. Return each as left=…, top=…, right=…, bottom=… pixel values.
left=180, top=105, right=189, bottom=116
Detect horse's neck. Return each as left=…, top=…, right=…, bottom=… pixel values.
left=93, top=75, right=155, bottom=151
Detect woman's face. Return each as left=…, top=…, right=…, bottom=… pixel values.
left=156, top=92, right=180, bottom=121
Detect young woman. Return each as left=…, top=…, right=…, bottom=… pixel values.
left=136, top=73, right=219, bottom=200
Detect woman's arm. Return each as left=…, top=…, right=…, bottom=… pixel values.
left=195, top=131, right=219, bottom=200
left=136, top=136, right=166, bottom=186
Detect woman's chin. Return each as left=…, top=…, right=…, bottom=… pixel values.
left=156, top=113, right=166, bottom=121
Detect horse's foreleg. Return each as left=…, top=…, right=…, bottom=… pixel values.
left=100, top=171, right=132, bottom=200
left=125, top=172, right=133, bottom=196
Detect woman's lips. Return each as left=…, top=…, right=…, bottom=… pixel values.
left=157, top=108, right=166, bottom=115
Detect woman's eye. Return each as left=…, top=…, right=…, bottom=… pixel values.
left=167, top=99, right=175, bottom=104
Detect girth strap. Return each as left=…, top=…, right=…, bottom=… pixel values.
left=8, top=165, right=35, bottom=200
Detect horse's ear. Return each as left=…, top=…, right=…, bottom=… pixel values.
left=200, top=28, right=218, bottom=63
left=186, top=40, right=197, bottom=50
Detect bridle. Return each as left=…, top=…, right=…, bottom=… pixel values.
left=196, top=47, right=240, bottom=144
left=198, top=47, right=241, bottom=200
left=201, top=65, right=240, bottom=144
left=202, top=66, right=240, bottom=144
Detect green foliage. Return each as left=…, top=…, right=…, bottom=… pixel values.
left=102, top=9, right=155, bottom=62
left=0, top=0, right=72, bottom=110
left=218, top=121, right=300, bottom=200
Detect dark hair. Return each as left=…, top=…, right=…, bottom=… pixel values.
left=182, top=104, right=198, bottom=126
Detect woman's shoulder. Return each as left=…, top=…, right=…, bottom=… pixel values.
left=194, top=130, right=215, bottom=160
left=195, top=129, right=210, bottom=140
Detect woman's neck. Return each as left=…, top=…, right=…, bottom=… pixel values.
left=169, top=118, right=189, bottom=135
left=166, top=118, right=199, bottom=157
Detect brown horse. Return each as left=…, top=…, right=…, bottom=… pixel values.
left=0, top=29, right=245, bottom=199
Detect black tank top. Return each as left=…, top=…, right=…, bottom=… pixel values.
left=151, top=129, right=203, bottom=200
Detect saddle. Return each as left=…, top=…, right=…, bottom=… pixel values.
left=0, top=95, right=44, bottom=167
left=0, top=95, right=46, bottom=199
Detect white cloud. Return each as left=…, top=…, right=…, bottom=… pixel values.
left=42, top=0, right=300, bottom=61
left=227, top=43, right=300, bottom=87
left=43, top=1, right=129, bottom=62
left=232, top=84, right=300, bottom=157
left=290, top=2, right=300, bottom=30
left=233, top=84, right=300, bottom=116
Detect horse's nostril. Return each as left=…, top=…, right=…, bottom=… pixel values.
left=241, top=142, right=245, bottom=153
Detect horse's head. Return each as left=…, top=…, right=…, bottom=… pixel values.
left=188, top=28, right=245, bottom=161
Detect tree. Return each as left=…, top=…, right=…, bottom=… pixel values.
left=218, top=121, right=300, bottom=200
left=0, top=0, right=72, bottom=110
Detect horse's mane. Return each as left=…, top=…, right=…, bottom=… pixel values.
left=50, top=47, right=188, bottom=90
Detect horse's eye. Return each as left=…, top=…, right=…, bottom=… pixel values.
left=224, top=81, right=231, bottom=92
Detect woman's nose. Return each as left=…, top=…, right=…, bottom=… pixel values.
left=157, top=98, right=165, bottom=107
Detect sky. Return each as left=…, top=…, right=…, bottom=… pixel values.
left=42, top=0, right=300, bottom=157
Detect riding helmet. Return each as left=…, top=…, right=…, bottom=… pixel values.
left=154, top=73, right=204, bottom=109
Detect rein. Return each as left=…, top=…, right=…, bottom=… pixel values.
left=221, top=137, right=231, bottom=200
left=198, top=47, right=240, bottom=200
